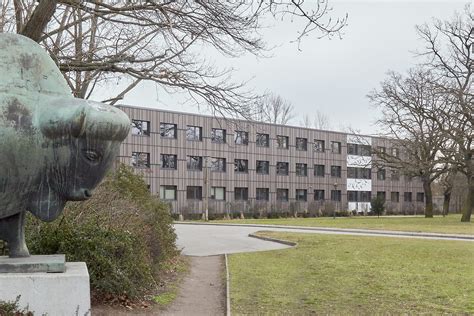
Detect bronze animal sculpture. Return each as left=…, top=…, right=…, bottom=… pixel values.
left=0, top=34, right=131, bottom=258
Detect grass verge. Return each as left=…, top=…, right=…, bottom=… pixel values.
left=229, top=232, right=474, bottom=315
left=216, top=214, right=473, bottom=235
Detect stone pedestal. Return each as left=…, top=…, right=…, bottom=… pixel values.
left=0, top=262, right=91, bottom=316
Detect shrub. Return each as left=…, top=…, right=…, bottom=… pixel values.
left=0, top=296, right=32, bottom=316
left=24, top=164, right=178, bottom=300
left=371, top=196, right=385, bottom=217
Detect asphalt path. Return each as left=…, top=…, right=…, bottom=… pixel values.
left=174, top=222, right=474, bottom=256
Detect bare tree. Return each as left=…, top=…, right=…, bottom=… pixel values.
left=368, top=68, right=450, bottom=218
left=416, top=5, right=473, bottom=222
left=1, top=0, right=347, bottom=119
left=254, top=94, right=295, bottom=125
left=301, top=110, right=331, bottom=129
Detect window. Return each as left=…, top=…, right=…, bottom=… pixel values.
left=314, top=190, right=325, bottom=201
left=377, top=169, right=386, bottom=180
left=404, top=192, right=412, bottom=202
left=296, top=189, right=307, bottom=201
left=211, top=128, right=226, bottom=143
left=256, top=160, right=269, bottom=175
left=348, top=191, right=371, bottom=202
left=347, top=143, right=372, bottom=156
left=391, top=170, right=400, bottom=181
left=296, top=138, right=308, bottom=151
left=235, top=187, right=248, bottom=201
left=277, top=189, right=289, bottom=201
left=160, top=185, right=177, bottom=200
left=391, top=148, right=399, bottom=157
left=186, top=125, right=202, bottom=141
left=331, top=141, right=341, bottom=154
left=234, top=159, right=248, bottom=173
left=276, top=162, right=289, bottom=175
left=235, top=131, right=249, bottom=145
left=160, top=123, right=177, bottom=138
left=391, top=192, right=399, bottom=203
left=211, top=187, right=225, bottom=200
left=132, top=119, right=150, bottom=136
left=314, top=164, right=325, bottom=177
left=187, top=186, right=202, bottom=200
left=187, top=156, right=203, bottom=171
left=416, top=192, right=425, bottom=202
left=132, top=152, right=150, bottom=168
left=314, top=139, right=325, bottom=152
left=210, top=157, right=226, bottom=172
left=256, top=133, right=269, bottom=147
left=161, top=154, right=177, bottom=169
left=276, top=135, right=289, bottom=149
left=256, top=188, right=269, bottom=201
left=377, top=146, right=386, bottom=155
left=377, top=191, right=386, bottom=201
left=296, top=163, right=307, bottom=176
left=347, top=167, right=371, bottom=179
left=331, top=190, right=342, bottom=201
left=331, top=165, right=341, bottom=178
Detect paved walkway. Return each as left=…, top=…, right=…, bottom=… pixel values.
left=174, top=222, right=473, bottom=256
left=162, top=256, right=225, bottom=316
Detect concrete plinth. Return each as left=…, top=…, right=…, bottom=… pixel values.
left=0, top=262, right=90, bottom=316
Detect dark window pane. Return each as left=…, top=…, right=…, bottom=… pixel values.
left=314, top=190, right=325, bottom=201
left=235, top=187, right=248, bottom=201
left=211, top=128, right=226, bottom=143
left=296, top=163, right=307, bottom=176
left=296, top=138, right=307, bottom=151
left=210, top=157, right=226, bottom=172
left=161, top=154, right=177, bottom=169
left=256, top=160, right=269, bottom=174
left=132, top=152, right=150, bottom=168
left=256, top=133, right=269, bottom=147
left=235, top=131, right=249, bottom=145
left=187, top=186, right=202, bottom=200
left=234, top=159, right=249, bottom=173
left=256, top=188, right=269, bottom=201
left=296, top=189, right=307, bottom=201
left=331, top=165, right=341, bottom=178
left=160, top=123, right=177, bottom=138
left=314, top=140, right=325, bottom=152
left=276, top=162, right=289, bottom=175
left=314, top=165, right=325, bottom=177
left=132, top=120, right=150, bottom=136
left=277, top=135, right=289, bottom=149
left=187, top=156, right=203, bottom=171
left=186, top=125, right=202, bottom=141
left=277, top=189, right=289, bottom=201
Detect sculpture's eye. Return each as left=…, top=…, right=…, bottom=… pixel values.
left=84, top=150, right=101, bottom=163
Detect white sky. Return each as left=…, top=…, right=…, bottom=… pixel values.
left=94, top=1, right=470, bottom=135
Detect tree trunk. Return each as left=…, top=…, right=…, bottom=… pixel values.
left=461, top=173, right=473, bottom=222
left=20, top=0, right=57, bottom=42
left=422, top=178, right=433, bottom=218
left=443, top=191, right=451, bottom=216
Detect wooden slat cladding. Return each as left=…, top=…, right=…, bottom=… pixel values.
left=117, top=105, right=425, bottom=215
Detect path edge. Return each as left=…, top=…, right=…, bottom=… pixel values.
left=248, top=233, right=298, bottom=246
left=224, top=253, right=231, bottom=316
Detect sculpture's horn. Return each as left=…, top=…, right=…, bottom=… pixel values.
left=39, top=98, right=87, bottom=139
left=39, top=97, right=130, bottom=141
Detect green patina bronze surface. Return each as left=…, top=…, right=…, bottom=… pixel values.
left=0, top=34, right=131, bottom=258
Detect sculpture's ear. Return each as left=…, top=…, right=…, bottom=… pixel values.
left=39, top=99, right=87, bottom=139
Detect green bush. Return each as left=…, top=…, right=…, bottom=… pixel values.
left=24, top=164, right=178, bottom=300
left=371, top=196, right=386, bottom=217
left=0, top=296, right=32, bottom=316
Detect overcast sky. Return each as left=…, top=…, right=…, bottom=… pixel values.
left=95, top=1, right=469, bottom=135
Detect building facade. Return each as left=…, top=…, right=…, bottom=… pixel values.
left=116, top=105, right=425, bottom=217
